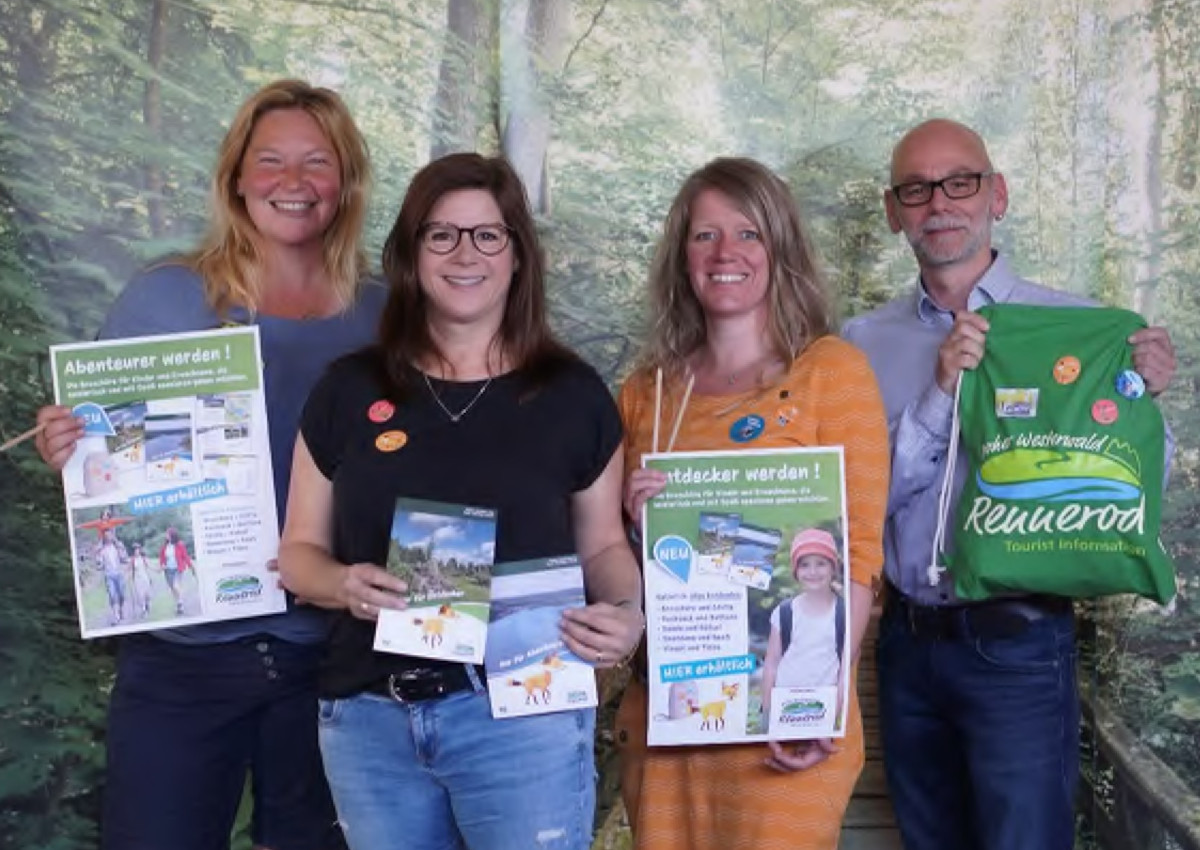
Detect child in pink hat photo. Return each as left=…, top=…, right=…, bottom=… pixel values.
left=760, top=527, right=846, bottom=716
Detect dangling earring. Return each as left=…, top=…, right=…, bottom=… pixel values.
left=994, top=213, right=1005, bottom=222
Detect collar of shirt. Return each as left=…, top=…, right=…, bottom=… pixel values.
left=914, top=251, right=1018, bottom=325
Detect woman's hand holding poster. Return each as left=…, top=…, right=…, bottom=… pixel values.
left=641, top=448, right=849, bottom=746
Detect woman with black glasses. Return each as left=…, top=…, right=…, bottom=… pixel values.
left=279, top=153, right=643, bottom=850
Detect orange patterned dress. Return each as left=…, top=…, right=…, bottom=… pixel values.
left=615, top=335, right=889, bottom=850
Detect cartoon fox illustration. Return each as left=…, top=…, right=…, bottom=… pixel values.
left=510, top=652, right=568, bottom=705
left=695, top=681, right=740, bottom=731
left=412, top=604, right=458, bottom=648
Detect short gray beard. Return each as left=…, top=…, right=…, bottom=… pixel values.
left=906, top=214, right=992, bottom=268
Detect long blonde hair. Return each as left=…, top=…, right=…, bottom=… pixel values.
left=640, top=157, right=833, bottom=378
left=186, top=79, right=371, bottom=315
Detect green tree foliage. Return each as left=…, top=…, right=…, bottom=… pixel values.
left=0, top=158, right=111, bottom=850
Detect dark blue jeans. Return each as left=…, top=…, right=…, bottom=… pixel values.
left=877, top=602, right=1079, bottom=850
left=104, top=635, right=340, bottom=850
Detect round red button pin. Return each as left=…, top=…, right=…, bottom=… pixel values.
left=1091, top=399, right=1118, bottom=425
left=368, top=400, right=395, bottom=423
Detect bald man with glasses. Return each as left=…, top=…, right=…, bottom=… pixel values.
left=842, top=119, right=1177, bottom=850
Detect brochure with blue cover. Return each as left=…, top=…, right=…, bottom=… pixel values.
left=484, top=554, right=597, bottom=718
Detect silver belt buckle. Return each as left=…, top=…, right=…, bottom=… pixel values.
left=385, top=673, right=409, bottom=704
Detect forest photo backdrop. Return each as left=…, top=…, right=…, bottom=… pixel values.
left=1, top=0, right=1198, bottom=847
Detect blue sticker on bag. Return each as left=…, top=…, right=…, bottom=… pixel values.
left=1115, top=369, right=1146, bottom=400
left=729, top=414, right=765, bottom=443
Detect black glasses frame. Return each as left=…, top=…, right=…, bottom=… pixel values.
left=890, top=171, right=994, bottom=207
left=419, top=223, right=514, bottom=256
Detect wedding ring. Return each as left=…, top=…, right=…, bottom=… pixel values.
left=596, top=651, right=606, bottom=664
left=360, top=601, right=370, bottom=612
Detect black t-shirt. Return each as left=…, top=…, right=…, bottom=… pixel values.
left=301, top=350, right=623, bottom=698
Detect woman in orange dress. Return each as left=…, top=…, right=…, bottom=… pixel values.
left=616, top=157, right=890, bottom=850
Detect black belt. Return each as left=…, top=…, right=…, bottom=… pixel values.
left=886, top=586, right=1072, bottom=641
left=366, top=665, right=480, bottom=703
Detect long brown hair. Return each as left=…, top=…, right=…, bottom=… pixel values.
left=186, top=79, right=371, bottom=315
left=639, top=157, right=834, bottom=378
left=376, top=153, right=571, bottom=397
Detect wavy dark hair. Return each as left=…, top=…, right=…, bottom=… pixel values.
left=376, top=153, right=572, bottom=397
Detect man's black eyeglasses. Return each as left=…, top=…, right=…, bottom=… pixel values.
left=890, top=172, right=994, bottom=207
left=420, top=223, right=513, bottom=256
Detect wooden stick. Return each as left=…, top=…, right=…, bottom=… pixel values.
left=0, top=421, right=46, bottom=453
left=651, top=367, right=663, bottom=454
left=666, top=373, right=694, bottom=453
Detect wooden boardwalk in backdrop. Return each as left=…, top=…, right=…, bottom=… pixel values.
left=838, top=615, right=902, bottom=849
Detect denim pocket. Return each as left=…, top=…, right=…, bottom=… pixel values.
left=317, top=697, right=343, bottom=725
left=973, top=622, right=1063, bottom=672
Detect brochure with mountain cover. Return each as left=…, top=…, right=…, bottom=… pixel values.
left=484, top=554, right=597, bottom=718
left=374, top=497, right=497, bottom=663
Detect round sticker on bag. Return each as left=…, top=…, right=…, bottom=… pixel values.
left=1091, top=399, right=1118, bottom=425
left=730, top=414, right=765, bottom=443
left=1053, top=355, right=1082, bottom=385
left=1114, top=370, right=1146, bottom=400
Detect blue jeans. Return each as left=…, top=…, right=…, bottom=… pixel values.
left=318, top=682, right=596, bottom=850
left=105, top=573, right=127, bottom=607
left=877, top=603, right=1079, bottom=850
left=104, top=635, right=340, bottom=850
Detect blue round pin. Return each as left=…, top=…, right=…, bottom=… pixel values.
left=729, top=414, right=765, bottom=443
left=1114, top=369, right=1146, bottom=400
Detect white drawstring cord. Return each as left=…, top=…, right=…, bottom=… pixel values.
left=928, top=372, right=964, bottom=587
left=651, top=367, right=694, bottom=455
left=666, top=374, right=694, bottom=453
left=651, top=368, right=663, bottom=454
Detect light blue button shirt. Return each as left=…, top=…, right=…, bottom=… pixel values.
left=843, top=253, right=1097, bottom=605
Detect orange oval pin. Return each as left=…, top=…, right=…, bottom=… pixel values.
left=375, top=430, right=408, bottom=452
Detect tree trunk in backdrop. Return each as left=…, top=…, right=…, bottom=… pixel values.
left=431, top=0, right=497, bottom=159
left=501, top=0, right=571, bottom=214
left=144, top=0, right=167, bottom=238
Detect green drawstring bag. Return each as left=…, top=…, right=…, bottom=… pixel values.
left=931, top=304, right=1176, bottom=604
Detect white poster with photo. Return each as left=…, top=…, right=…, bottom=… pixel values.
left=642, top=447, right=850, bottom=746
left=51, top=327, right=285, bottom=638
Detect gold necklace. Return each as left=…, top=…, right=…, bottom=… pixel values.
left=423, top=372, right=492, bottom=423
